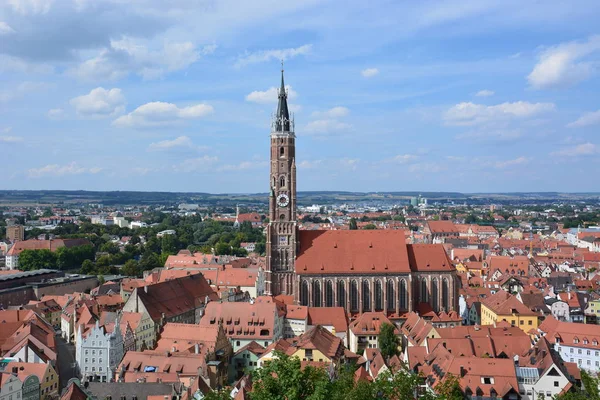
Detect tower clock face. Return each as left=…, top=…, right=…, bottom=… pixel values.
left=277, top=193, right=290, bottom=207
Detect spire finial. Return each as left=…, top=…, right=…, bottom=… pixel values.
left=281, top=59, right=284, bottom=71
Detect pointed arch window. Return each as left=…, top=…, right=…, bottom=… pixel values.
left=431, top=278, right=439, bottom=312
left=325, top=280, right=334, bottom=307
left=362, top=280, right=371, bottom=312
left=280, top=176, right=285, bottom=188
left=442, top=278, right=449, bottom=311
left=399, top=279, right=407, bottom=311
left=300, top=280, right=309, bottom=306
left=374, top=280, right=383, bottom=311
left=280, top=147, right=285, bottom=157
left=312, top=281, right=322, bottom=307
left=337, top=281, right=346, bottom=308
left=420, top=278, right=429, bottom=303
left=387, top=280, right=395, bottom=311
left=350, top=280, right=359, bottom=312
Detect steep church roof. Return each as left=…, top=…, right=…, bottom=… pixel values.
left=295, top=230, right=411, bottom=274
left=274, top=67, right=291, bottom=132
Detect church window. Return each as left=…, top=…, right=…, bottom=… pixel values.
left=312, top=280, right=322, bottom=307
left=279, top=214, right=285, bottom=221
left=280, top=147, right=284, bottom=157
left=399, top=279, right=407, bottom=310
left=431, top=278, right=439, bottom=312
left=337, top=281, right=346, bottom=308
left=387, top=280, right=395, bottom=311
left=280, top=176, right=285, bottom=187
left=350, top=280, right=359, bottom=312
left=272, top=176, right=276, bottom=188
left=362, top=280, right=371, bottom=312
left=300, top=281, right=309, bottom=306
left=374, top=280, right=383, bottom=311
left=442, top=279, right=449, bottom=311
left=325, top=280, right=334, bottom=307
left=420, top=278, right=429, bottom=303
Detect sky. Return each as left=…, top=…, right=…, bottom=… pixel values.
left=1, top=0, right=600, bottom=193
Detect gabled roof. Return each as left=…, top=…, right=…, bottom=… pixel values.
left=289, top=325, right=343, bottom=360
left=296, top=230, right=410, bottom=274
left=135, top=274, right=217, bottom=322
left=349, top=312, right=397, bottom=335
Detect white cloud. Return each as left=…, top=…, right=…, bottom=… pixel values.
left=552, top=143, right=598, bottom=157
left=69, top=38, right=215, bottom=81
left=567, top=110, right=600, bottom=128
left=528, top=35, right=600, bottom=89
left=113, top=101, right=214, bottom=128
left=475, top=89, right=494, bottom=97
left=172, top=156, right=219, bottom=173
left=217, top=160, right=268, bottom=172
left=311, top=106, right=349, bottom=119
left=8, top=0, right=53, bottom=15
left=298, top=160, right=323, bottom=169
left=304, top=119, right=351, bottom=135
left=361, top=68, right=379, bottom=78
left=389, top=154, right=418, bottom=164
left=0, top=136, right=23, bottom=143
left=495, top=156, right=529, bottom=169
left=47, top=108, right=65, bottom=119
left=148, top=136, right=209, bottom=152
left=70, top=87, right=126, bottom=118
left=245, top=86, right=298, bottom=104
left=0, top=81, right=52, bottom=103
left=456, top=129, right=522, bottom=141
left=444, top=101, right=555, bottom=126
left=0, top=22, right=15, bottom=35
left=28, top=162, right=102, bottom=178
left=235, top=44, right=312, bottom=68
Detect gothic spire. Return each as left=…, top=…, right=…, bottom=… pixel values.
left=275, top=61, right=290, bottom=132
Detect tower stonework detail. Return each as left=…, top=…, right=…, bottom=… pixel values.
left=265, top=68, right=297, bottom=296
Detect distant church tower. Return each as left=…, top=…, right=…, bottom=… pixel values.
left=265, top=66, right=297, bottom=296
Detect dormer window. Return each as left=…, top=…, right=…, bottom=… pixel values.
left=574, top=338, right=579, bottom=344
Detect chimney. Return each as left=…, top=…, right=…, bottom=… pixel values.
left=460, top=365, right=466, bottom=377
left=194, top=343, right=199, bottom=354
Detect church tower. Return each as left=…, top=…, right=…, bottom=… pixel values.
left=265, top=66, right=297, bottom=296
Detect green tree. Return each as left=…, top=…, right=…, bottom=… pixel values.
left=378, top=322, right=400, bottom=360
left=204, top=390, right=232, bottom=400
left=81, top=259, right=95, bottom=274
left=122, top=259, right=141, bottom=277
left=435, top=374, right=464, bottom=400
left=18, top=249, right=58, bottom=271
left=250, top=352, right=332, bottom=400
left=363, top=224, right=377, bottom=230
left=349, top=218, right=358, bottom=230
left=98, top=275, right=106, bottom=285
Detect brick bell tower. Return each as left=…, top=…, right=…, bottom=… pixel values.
left=265, top=65, right=297, bottom=297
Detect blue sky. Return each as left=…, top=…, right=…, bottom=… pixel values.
left=1, top=0, right=600, bottom=193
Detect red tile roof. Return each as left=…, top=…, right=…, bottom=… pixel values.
left=296, top=230, right=410, bottom=274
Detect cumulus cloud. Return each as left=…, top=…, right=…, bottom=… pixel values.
left=361, top=68, right=379, bottom=78
left=552, top=143, right=598, bottom=157
left=235, top=44, right=311, bottom=68
left=0, top=22, right=15, bottom=35
left=475, top=89, right=494, bottom=97
left=305, top=119, right=351, bottom=135
left=113, top=101, right=213, bottom=128
left=311, top=107, right=349, bottom=119
left=567, top=110, right=600, bottom=128
left=28, top=162, right=102, bottom=178
left=217, top=160, right=268, bottom=172
left=388, top=154, right=419, bottom=164
left=148, top=136, right=209, bottom=153
left=444, top=101, right=555, bottom=126
left=172, top=155, right=219, bottom=172
left=70, top=87, right=126, bottom=118
left=0, top=135, right=23, bottom=143
left=495, top=156, right=529, bottom=169
left=528, top=35, right=600, bottom=89
left=245, top=86, right=298, bottom=104
left=69, top=38, right=215, bottom=81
